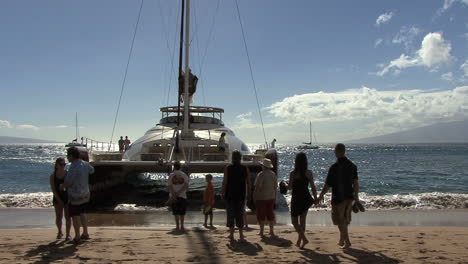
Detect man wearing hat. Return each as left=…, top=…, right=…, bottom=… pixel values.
left=253, top=158, right=278, bottom=237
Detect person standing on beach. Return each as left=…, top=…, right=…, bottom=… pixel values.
left=203, top=174, right=215, bottom=227
left=49, top=157, right=71, bottom=240
left=124, top=136, right=131, bottom=151
left=222, top=150, right=251, bottom=241
left=61, top=147, right=94, bottom=243
left=168, top=161, right=189, bottom=231
left=118, top=136, right=125, bottom=153
left=318, top=143, right=359, bottom=249
left=287, top=152, right=318, bottom=249
left=253, top=158, right=277, bottom=237
left=271, top=138, right=276, bottom=149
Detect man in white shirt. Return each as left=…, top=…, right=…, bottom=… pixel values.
left=168, top=161, right=189, bottom=231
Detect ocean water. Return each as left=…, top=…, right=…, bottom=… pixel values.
left=0, top=143, right=467, bottom=210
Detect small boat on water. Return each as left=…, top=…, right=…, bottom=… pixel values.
left=65, top=112, right=86, bottom=148
left=297, top=121, right=319, bottom=150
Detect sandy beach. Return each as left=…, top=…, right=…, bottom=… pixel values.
left=0, top=225, right=467, bottom=264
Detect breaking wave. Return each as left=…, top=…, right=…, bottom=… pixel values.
left=2, top=192, right=467, bottom=211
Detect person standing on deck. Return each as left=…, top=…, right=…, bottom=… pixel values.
left=168, top=161, right=189, bottom=231
left=61, top=147, right=94, bottom=244
left=118, top=136, right=125, bottom=153
left=222, top=150, right=251, bottom=241
left=218, top=133, right=226, bottom=152
left=271, top=138, right=276, bottom=149
left=124, top=136, right=131, bottom=151
left=318, top=143, right=359, bottom=249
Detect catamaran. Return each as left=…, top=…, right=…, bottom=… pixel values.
left=81, top=0, right=277, bottom=198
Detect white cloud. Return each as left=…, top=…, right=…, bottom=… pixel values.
left=437, top=0, right=468, bottom=15
left=16, top=124, right=40, bottom=131
left=262, top=86, right=468, bottom=140
left=374, top=38, right=383, bottom=48
left=54, top=125, right=68, bottom=129
left=233, top=112, right=257, bottom=129
left=461, top=59, right=468, bottom=77
left=377, top=32, right=453, bottom=76
left=0, top=120, right=12, bottom=129
left=463, top=33, right=468, bottom=41
left=375, top=12, right=394, bottom=26
left=441, top=72, right=454, bottom=81
left=392, top=26, right=421, bottom=50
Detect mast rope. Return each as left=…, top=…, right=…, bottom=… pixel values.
left=108, top=0, right=144, bottom=149
left=192, top=0, right=221, bottom=106
left=234, top=0, right=268, bottom=147
left=158, top=0, right=181, bottom=107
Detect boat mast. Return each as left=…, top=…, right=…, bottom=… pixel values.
left=309, top=121, right=312, bottom=144
left=175, top=0, right=185, bottom=152
left=182, top=0, right=191, bottom=137
left=76, top=112, right=79, bottom=141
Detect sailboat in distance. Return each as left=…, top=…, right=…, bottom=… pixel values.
left=65, top=112, right=86, bottom=148
left=297, top=121, right=319, bottom=150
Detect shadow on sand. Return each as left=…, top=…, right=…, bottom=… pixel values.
left=166, top=229, right=186, bottom=236
left=24, top=240, right=78, bottom=264
left=261, top=235, right=293, bottom=248
left=227, top=239, right=263, bottom=256
left=188, top=227, right=220, bottom=264
left=299, top=247, right=400, bottom=264
left=343, top=248, right=400, bottom=264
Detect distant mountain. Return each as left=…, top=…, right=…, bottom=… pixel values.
left=0, top=136, right=60, bottom=144
left=349, top=120, right=468, bottom=144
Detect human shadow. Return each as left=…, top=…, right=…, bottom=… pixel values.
left=299, top=248, right=341, bottom=264
left=190, top=227, right=220, bottom=264
left=260, top=235, right=293, bottom=248
left=343, top=248, right=400, bottom=264
left=227, top=239, right=263, bottom=256
left=166, top=229, right=186, bottom=236
left=24, top=240, right=77, bottom=264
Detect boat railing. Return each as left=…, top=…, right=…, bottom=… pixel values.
left=82, top=137, right=118, bottom=152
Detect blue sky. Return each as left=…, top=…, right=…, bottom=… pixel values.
left=1, top=0, right=467, bottom=143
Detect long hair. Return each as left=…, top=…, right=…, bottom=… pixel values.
left=231, top=150, right=242, bottom=165
left=294, top=152, right=308, bottom=178
left=54, top=157, right=66, bottom=176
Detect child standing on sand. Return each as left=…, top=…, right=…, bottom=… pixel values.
left=203, top=174, right=215, bottom=227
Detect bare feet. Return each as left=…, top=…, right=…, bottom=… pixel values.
left=340, top=242, right=351, bottom=249
left=337, top=239, right=344, bottom=246
left=296, top=237, right=302, bottom=247
left=300, top=238, right=309, bottom=249
left=203, top=223, right=208, bottom=228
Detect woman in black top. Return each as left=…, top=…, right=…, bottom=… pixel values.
left=49, top=157, right=71, bottom=240
left=222, top=150, right=251, bottom=241
left=287, top=152, right=318, bottom=249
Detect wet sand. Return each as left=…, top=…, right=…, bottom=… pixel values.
left=1, top=226, right=467, bottom=263
left=1, top=208, right=468, bottom=229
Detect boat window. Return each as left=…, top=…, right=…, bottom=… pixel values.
left=241, top=143, right=249, bottom=152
